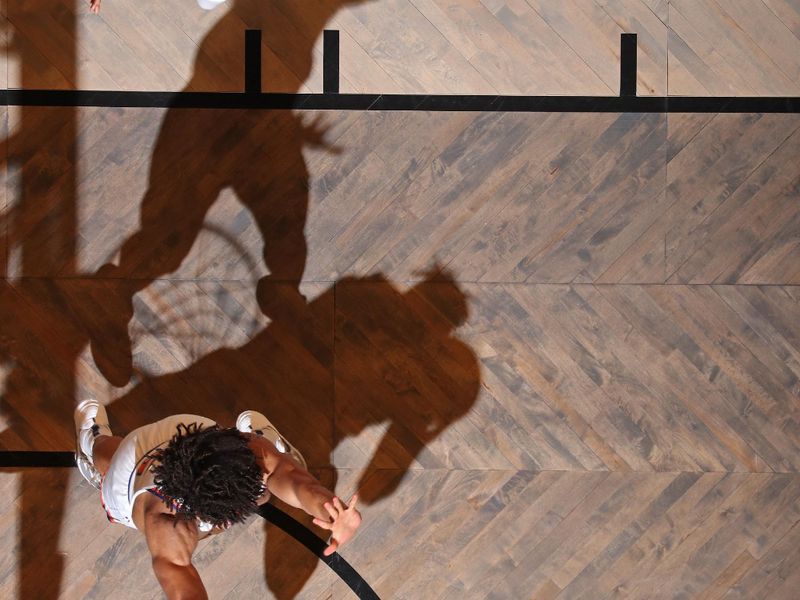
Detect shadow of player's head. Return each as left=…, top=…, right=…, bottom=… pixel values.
left=105, top=268, right=480, bottom=599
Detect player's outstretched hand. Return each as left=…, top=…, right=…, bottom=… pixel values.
left=313, top=495, right=361, bottom=556
left=89, top=0, right=101, bottom=13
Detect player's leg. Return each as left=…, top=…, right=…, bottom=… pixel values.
left=92, top=435, right=123, bottom=476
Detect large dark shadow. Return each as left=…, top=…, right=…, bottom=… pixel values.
left=109, top=271, right=480, bottom=598
left=0, top=0, right=77, bottom=598
left=0, top=0, right=482, bottom=598
left=84, top=0, right=373, bottom=387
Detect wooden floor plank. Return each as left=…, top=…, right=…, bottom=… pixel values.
left=10, top=0, right=800, bottom=96
left=621, top=473, right=779, bottom=598
left=668, top=0, right=800, bottom=96
left=723, top=520, right=800, bottom=599
left=1, top=274, right=800, bottom=597
left=667, top=124, right=800, bottom=284
left=664, top=114, right=800, bottom=284
left=8, top=108, right=798, bottom=286
left=762, top=0, right=800, bottom=39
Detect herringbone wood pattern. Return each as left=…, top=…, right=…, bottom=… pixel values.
left=5, top=0, right=800, bottom=96
left=2, top=105, right=799, bottom=599
left=2, top=1, right=800, bottom=599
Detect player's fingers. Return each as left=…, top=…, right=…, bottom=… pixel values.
left=313, top=518, right=333, bottom=530
left=348, top=494, right=359, bottom=509
left=323, top=540, right=338, bottom=557
left=333, top=496, right=345, bottom=512
left=324, top=501, right=338, bottom=520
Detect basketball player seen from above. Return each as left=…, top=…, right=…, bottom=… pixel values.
left=75, top=400, right=361, bottom=600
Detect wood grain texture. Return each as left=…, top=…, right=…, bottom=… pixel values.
left=1, top=105, right=6, bottom=274
left=663, top=114, right=800, bottom=284
left=2, top=103, right=800, bottom=597
left=668, top=0, right=800, bottom=96
left=9, top=0, right=800, bottom=96
left=4, top=0, right=663, bottom=95
left=2, top=279, right=800, bottom=598
left=2, top=2, right=800, bottom=598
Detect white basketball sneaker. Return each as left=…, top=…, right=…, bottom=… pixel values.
left=236, top=410, right=307, bottom=470
left=74, top=399, right=113, bottom=489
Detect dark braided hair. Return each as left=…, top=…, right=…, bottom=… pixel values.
left=151, top=423, right=265, bottom=528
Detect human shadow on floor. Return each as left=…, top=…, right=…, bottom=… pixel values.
left=0, top=0, right=80, bottom=594
left=108, top=270, right=480, bottom=598
left=0, top=0, right=361, bottom=597
left=83, top=0, right=369, bottom=387
left=0, top=281, right=77, bottom=600
left=0, top=138, right=482, bottom=597
left=0, top=271, right=477, bottom=598
left=0, top=0, right=481, bottom=597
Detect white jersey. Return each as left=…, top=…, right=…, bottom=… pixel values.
left=100, top=414, right=216, bottom=530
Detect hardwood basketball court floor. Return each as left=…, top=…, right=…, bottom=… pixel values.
left=1, top=1, right=799, bottom=598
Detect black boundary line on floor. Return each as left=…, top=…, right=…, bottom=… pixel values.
left=620, top=33, right=637, bottom=97
left=2, top=31, right=798, bottom=112
left=0, top=450, right=76, bottom=468
left=2, top=89, right=799, bottom=112
left=323, top=30, right=340, bottom=95
left=0, top=451, right=381, bottom=600
left=258, top=504, right=380, bottom=600
left=244, top=29, right=262, bottom=94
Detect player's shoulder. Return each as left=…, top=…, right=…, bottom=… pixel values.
left=141, top=493, right=196, bottom=536
left=141, top=495, right=199, bottom=565
left=245, top=433, right=285, bottom=471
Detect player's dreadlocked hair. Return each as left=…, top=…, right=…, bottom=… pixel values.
left=151, top=423, right=265, bottom=528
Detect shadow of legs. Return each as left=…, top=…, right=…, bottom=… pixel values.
left=19, top=469, right=69, bottom=600
left=263, top=469, right=336, bottom=600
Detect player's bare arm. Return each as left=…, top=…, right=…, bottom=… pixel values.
left=250, top=435, right=362, bottom=556
left=140, top=493, right=209, bottom=600
left=76, top=404, right=363, bottom=596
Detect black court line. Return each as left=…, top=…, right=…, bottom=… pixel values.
left=259, top=504, right=380, bottom=600
left=0, top=451, right=381, bottom=600
left=5, top=30, right=796, bottom=113
left=2, top=89, right=799, bottom=112
left=620, top=33, right=637, bottom=97
left=244, top=29, right=262, bottom=94
left=323, top=30, right=340, bottom=95
left=0, top=450, right=77, bottom=468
